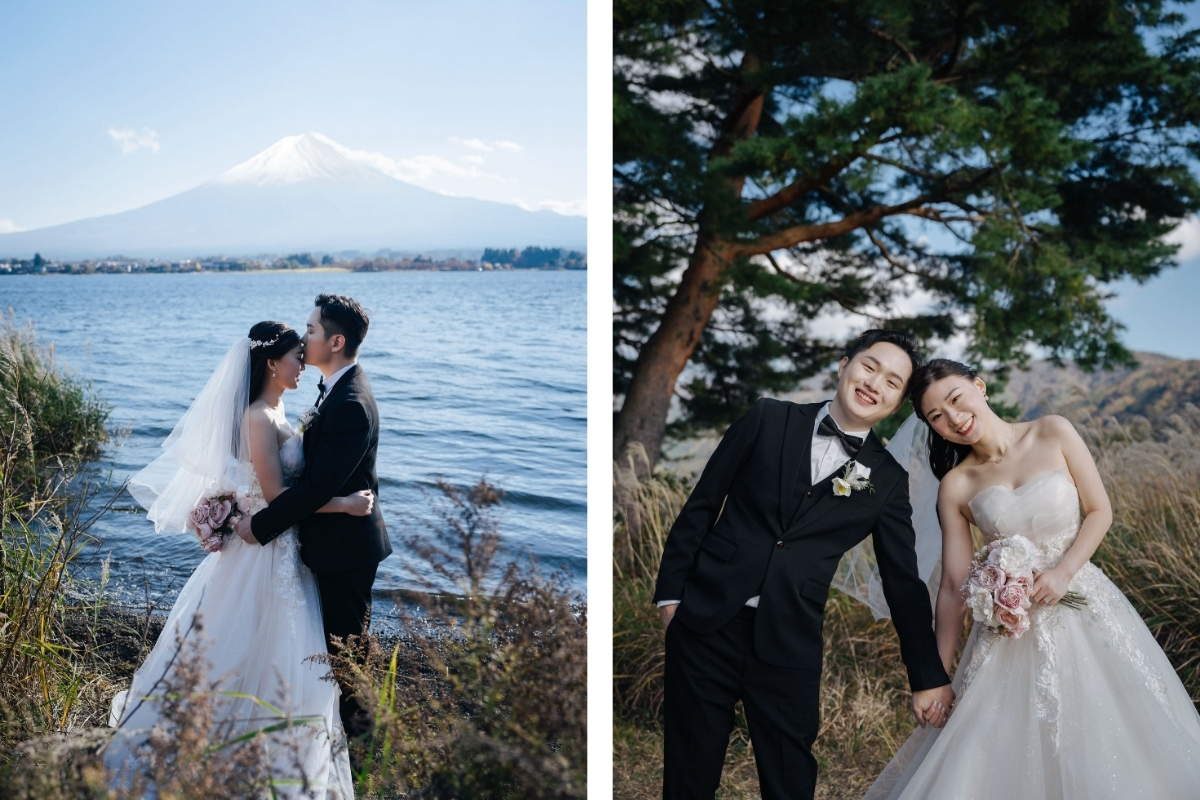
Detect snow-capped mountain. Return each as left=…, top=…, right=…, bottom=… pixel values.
left=212, top=133, right=389, bottom=188
left=0, top=133, right=585, bottom=259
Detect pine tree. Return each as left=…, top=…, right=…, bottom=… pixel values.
left=615, top=0, right=1200, bottom=472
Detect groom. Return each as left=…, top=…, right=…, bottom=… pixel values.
left=656, top=329, right=953, bottom=800
left=235, top=292, right=392, bottom=743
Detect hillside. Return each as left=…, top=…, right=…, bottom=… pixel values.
left=1002, top=352, right=1200, bottom=425
left=0, top=133, right=586, bottom=260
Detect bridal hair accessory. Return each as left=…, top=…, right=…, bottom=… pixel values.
left=963, top=534, right=1086, bottom=638
left=250, top=335, right=281, bottom=349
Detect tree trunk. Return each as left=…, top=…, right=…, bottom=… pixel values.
left=614, top=53, right=764, bottom=477
left=614, top=237, right=733, bottom=475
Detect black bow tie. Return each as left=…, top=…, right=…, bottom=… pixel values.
left=316, top=380, right=327, bottom=406
left=817, top=415, right=864, bottom=456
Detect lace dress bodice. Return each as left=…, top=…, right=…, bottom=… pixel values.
left=242, top=434, right=307, bottom=634
left=968, top=467, right=1082, bottom=567
left=246, top=435, right=305, bottom=512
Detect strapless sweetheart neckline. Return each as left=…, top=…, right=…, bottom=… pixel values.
left=968, top=466, right=1073, bottom=508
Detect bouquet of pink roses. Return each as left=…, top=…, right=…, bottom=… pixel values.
left=962, top=534, right=1085, bottom=639
left=189, top=489, right=251, bottom=552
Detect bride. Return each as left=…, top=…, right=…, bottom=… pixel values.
left=855, top=358, right=1200, bottom=799
left=106, top=321, right=367, bottom=798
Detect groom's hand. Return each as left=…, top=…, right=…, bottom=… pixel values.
left=912, top=684, right=955, bottom=729
left=660, top=602, right=678, bottom=631
left=234, top=513, right=257, bottom=544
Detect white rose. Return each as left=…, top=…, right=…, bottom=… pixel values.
left=832, top=477, right=853, bottom=496
left=967, top=586, right=995, bottom=623
left=998, top=544, right=1031, bottom=575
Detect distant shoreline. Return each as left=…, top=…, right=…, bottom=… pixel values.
left=0, top=266, right=585, bottom=276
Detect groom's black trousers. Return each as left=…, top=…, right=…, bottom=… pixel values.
left=317, top=564, right=378, bottom=742
left=664, top=607, right=821, bottom=800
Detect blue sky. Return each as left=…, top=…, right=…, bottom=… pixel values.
left=0, top=0, right=585, bottom=233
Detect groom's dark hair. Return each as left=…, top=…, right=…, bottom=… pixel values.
left=315, top=293, right=370, bottom=358
left=844, top=329, right=922, bottom=384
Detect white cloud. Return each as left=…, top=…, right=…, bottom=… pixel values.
left=108, top=126, right=161, bottom=155
left=510, top=197, right=586, bottom=217
left=1165, top=215, right=1200, bottom=261
left=307, top=135, right=507, bottom=184
left=0, top=219, right=24, bottom=234
left=461, top=154, right=485, bottom=164
left=449, top=136, right=522, bottom=153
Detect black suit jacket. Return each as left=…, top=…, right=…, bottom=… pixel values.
left=252, top=364, right=393, bottom=573
left=654, top=398, right=949, bottom=691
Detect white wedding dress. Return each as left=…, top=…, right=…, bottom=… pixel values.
left=107, top=435, right=354, bottom=798
left=864, top=467, right=1200, bottom=799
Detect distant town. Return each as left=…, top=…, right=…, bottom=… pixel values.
left=0, top=246, right=586, bottom=275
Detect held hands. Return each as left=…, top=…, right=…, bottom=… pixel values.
left=1031, top=566, right=1072, bottom=607
left=912, top=684, right=955, bottom=729
left=234, top=513, right=257, bottom=544
left=660, top=602, right=679, bottom=631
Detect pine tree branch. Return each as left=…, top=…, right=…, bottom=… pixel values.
left=737, top=194, right=938, bottom=256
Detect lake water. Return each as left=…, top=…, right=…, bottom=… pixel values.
left=1, top=270, right=586, bottom=616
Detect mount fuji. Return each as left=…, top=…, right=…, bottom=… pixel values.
left=0, top=133, right=585, bottom=260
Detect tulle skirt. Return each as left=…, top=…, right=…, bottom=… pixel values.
left=106, top=531, right=353, bottom=798
left=864, top=562, right=1200, bottom=799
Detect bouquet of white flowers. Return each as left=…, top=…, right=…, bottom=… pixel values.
left=962, top=535, right=1086, bottom=639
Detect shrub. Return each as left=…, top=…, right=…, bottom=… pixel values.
left=332, top=478, right=588, bottom=799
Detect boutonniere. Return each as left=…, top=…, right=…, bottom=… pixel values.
left=832, top=460, right=874, bottom=497
left=296, top=405, right=321, bottom=435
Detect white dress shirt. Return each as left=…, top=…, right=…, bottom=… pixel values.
left=658, top=402, right=869, bottom=609
left=316, top=362, right=356, bottom=407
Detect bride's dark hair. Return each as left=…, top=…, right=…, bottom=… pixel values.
left=908, top=358, right=982, bottom=480
left=247, top=321, right=302, bottom=402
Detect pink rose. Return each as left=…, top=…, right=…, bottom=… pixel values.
left=201, top=535, right=224, bottom=553
left=196, top=522, right=212, bottom=539
left=995, top=583, right=1028, bottom=611
left=997, top=607, right=1030, bottom=636
left=208, top=499, right=232, bottom=527
left=1011, top=573, right=1034, bottom=589
left=189, top=503, right=210, bottom=529
left=976, top=564, right=1006, bottom=590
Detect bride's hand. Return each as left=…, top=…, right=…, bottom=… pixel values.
left=341, top=490, right=374, bottom=517
left=1031, top=566, right=1071, bottom=607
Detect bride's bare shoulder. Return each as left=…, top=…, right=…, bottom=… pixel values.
left=1027, top=414, right=1079, bottom=443
left=245, top=400, right=276, bottom=431
left=937, top=465, right=975, bottom=505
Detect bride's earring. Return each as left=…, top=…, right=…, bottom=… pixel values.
left=271, top=364, right=277, bottom=378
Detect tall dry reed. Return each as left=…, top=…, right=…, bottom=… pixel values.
left=1085, top=406, right=1200, bottom=703
left=0, top=316, right=119, bottom=764
left=331, top=478, right=588, bottom=799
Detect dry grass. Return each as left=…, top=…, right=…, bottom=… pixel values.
left=613, top=412, right=1200, bottom=798
left=330, top=478, right=588, bottom=799
left=1084, top=406, right=1200, bottom=703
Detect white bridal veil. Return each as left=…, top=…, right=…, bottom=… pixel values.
left=127, top=338, right=255, bottom=534
left=832, top=412, right=944, bottom=618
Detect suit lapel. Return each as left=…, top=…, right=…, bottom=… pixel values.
left=786, top=429, right=887, bottom=534
left=320, top=364, right=360, bottom=410
left=302, top=365, right=360, bottom=467
left=778, top=402, right=817, bottom=530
